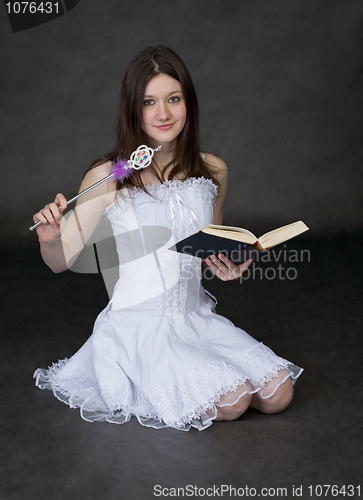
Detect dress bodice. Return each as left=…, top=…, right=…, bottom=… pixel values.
left=104, top=177, right=218, bottom=315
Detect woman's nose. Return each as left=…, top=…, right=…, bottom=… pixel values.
left=156, top=103, right=171, bottom=121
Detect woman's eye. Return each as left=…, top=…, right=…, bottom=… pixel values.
left=143, top=99, right=154, bottom=106
left=169, top=96, right=180, bottom=103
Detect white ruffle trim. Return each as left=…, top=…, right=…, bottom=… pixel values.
left=104, top=177, right=218, bottom=220
left=34, top=343, right=303, bottom=431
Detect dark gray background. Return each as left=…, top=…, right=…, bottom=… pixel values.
left=1, top=0, right=362, bottom=246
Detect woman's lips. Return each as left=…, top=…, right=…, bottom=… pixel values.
left=154, top=123, right=175, bottom=130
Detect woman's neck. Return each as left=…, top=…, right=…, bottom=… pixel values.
left=139, top=139, right=182, bottom=183
left=147, top=137, right=177, bottom=167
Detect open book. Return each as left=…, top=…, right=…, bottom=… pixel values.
left=172, top=221, right=309, bottom=263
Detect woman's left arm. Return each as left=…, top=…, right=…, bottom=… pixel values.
left=204, top=154, right=254, bottom=281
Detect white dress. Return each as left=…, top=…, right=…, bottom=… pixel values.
left=34, top=177, right=303, bottom=431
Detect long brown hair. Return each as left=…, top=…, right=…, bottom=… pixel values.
left=90, top=46, right=218, bottom=192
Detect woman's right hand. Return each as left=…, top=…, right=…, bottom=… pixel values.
left=33, top=193, right=67, bottom=244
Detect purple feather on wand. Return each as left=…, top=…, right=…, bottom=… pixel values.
left=111, top=158, right=132, bottom=182
left=29, top=144, right=161, bottom=231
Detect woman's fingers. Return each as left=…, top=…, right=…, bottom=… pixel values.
left=215, top=254, right=240, bottom=280
left=204, top=255, right=232, bottom=281
left=54, top=193, right=67, bottom=212
left=205, top=254, right=254, bottom=281
left=34, top=205, right=59, bottom=227
left=218, top=254, right=254, bottom=272
left=237, top=257, right=254, bottom=272
left=33, top=194, right=67, bottom=228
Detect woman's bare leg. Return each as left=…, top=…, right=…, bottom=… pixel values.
left=249, top=370, right=294, bottom=414
left=215, top=382, right=253, bottom=421
left=214, top=370, right=294, bottom=421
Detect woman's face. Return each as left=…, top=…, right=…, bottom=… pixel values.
left=141, top=73, right=187, bottom=149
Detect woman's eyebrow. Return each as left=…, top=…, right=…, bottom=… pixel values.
left=144, top=90, right=183, bottom=98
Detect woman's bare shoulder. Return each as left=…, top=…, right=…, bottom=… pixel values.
left=82, top=161, right=113, bottom=186
left=203, top=153, right=228, bottom=182
left=76, top=160, right=116, bottom=208
left=80, top=160, right=117, bottom=194
left=204, top=153, right=227, bottom=170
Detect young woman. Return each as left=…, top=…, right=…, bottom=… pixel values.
left=33, top=46, right=303, bottom=431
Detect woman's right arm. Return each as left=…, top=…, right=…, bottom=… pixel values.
left=34, top=192, right=69, bottom=272
left=33, top=162, right=115, bottom=273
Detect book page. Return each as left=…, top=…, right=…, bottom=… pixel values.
left=259, top=221, right=309, bottom=248
left=205, top=225, right=257, bottom=239
left=201, top=221, right=308, bottom=248
left=202, top=225, right=257, bottom=245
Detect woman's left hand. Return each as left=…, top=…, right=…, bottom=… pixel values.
left=204, top=254, right=254, bottom=281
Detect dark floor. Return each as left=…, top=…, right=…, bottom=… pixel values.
left=1, top=235, right=362, bottom=500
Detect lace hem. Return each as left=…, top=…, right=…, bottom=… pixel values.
left=34, top=343, right=303, bottom=431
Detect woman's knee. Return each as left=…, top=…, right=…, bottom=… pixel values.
left=215, top=374, right=294, bottom=420
left=216, top=395, right=252, bottom=421
left=252, top=377, right=294, bottom=414
left=215, top=384, right=253, bottom=421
